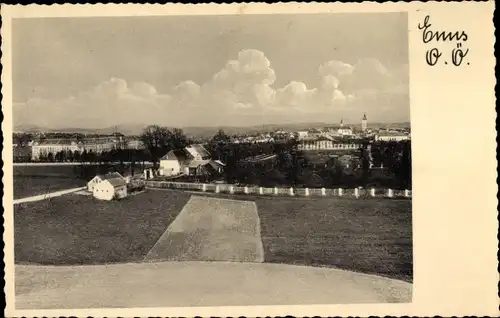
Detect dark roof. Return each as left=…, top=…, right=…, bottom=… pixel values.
left=93, top=172, right=126, bottom=188
left=106, top=178, right=127, bottom=187
left=97, top=172, right=124, bottom=180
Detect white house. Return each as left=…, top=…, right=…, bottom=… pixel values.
left=92, top=174, right=128, bottom=201
left=87, top=172, right=125, bottom=192
left=159, top=149, right=194, bottom=176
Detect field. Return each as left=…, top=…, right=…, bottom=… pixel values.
left=255, top=195, right=412, bottom=282
left=13, top=164, right=148, bottom=199
left=14, top=190, right=191, bottom=265
left=14, top=189, right=412, bottom=282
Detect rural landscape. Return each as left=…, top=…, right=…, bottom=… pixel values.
left=12, top=12, right=412, bottom=308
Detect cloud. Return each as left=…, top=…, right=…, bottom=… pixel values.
left=14, top=77, right=171, bottom=129
left=15, top=50, right=409, bottom=128
left=207, top=49, right=276, bottom=109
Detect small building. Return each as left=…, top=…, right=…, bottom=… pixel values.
left=91, top=174, right=128, bottom=201
left=87, top=172, right=125, bottom=192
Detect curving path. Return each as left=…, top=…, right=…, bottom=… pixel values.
left=13, top=187, right=86, bottom=205
left=15, top=262, right=412, bottom=309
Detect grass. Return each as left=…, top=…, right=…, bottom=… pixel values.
left=14, top=176, right=87, bottom=199
left=14, top=190, right=191, bottom=265
left=184, top=191, right=412, bottom=282
left=14, top=187, right=412, bottom=282
left=254, top=195, right=413, bottom=282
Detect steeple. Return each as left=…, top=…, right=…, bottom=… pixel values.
left=361, top=113, right=368, bottom=132
left=340, top=117, right=344, bottom=128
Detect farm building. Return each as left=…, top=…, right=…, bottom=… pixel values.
left=91, top=174, right=128, bottom=201
left=87, top=172, right=126, bottom=192
left=159, top=144, right=224, bottom=178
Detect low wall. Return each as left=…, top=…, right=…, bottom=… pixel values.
left=145, top=181, right=412, bottom=199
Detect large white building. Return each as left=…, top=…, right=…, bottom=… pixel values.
left=297, top=138, right=362, bottom=151
left=31, top=137, right=120, bottom=160
left=31, top=139, right=83, bottom=161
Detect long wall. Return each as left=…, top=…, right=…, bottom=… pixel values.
left=145, top=180, right=411, bottom=199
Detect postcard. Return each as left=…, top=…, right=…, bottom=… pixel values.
left=1, top=2, right=497, bottom=317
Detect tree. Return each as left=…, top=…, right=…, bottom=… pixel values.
left=140, top=125, right=188, bottom=167
left=47, top=152, right=54, bottom=162
left=140, top=125, right=172, bottom=167
left=359, top=145, right=371, bottom=187
left=212, top=129, right=231, bottom=144
left=169, top=128, right=189, bottom=150
left=73, top=150, right=81, bottom=162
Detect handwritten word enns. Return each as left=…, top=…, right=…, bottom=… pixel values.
left=418, top=15, right=470, bottom=67
left=418, top=15, right=468, bottom=43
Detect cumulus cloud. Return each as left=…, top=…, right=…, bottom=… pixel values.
left=275, top=81, right=316, bottom=111
left=15, top=50, right=409, bottom=128
left=14, top=77, right=171, bottom=129
left=207, top=49, right=276, bottom=109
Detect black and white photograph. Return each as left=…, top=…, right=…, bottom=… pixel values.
left=11, top=7, right=413, bottom=310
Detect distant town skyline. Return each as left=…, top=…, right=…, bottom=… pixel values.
left=13, top=13, right=409, bottom=129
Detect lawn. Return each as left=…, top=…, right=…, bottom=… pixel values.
left=14, top=190, right=191, bottom=265
left=169, top=191, right=413, bottom=282
left=14, top=186, right=412, bottom=283
left=254, top=196, right=413, bottom=282
left=14, top=176, right=87, bottom=199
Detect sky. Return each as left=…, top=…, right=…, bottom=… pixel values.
left=12, top=13, right=409, bottom=129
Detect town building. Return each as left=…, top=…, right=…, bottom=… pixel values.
left=298, top=139, right=362, bottom=151
left=91, top=173, right=128, bottom=201
left=296, top=131, right=309, bottom=140
left=31, top=139, right=84, bottom=161
left=374, top=132, right=410, bottom=142
left=30, top=136, right=127, bottom=160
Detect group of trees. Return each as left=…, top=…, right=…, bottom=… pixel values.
left=36, top=148, right=151, bottom=164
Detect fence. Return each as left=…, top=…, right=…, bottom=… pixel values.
left=146, top=180, right=412, bottom=199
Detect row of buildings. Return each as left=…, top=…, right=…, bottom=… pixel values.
left=15, top=135, right=145, bottom=161
left=226, top=114, right=410, bottom=146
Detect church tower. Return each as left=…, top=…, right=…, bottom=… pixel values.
left=340, top=117, right=344, bottom=128
left=361, top=113, right=368, bottom=132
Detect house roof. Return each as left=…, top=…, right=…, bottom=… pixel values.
left=185, top=144, right=210, bottom=159
left=160, top=149, right=193, bottom=162
left=92, top=172, right=127, bottom=188
left=96, top=172, right=124, bottom=180
left=188, top=159, right=212, bottom=168
left=104, top=178, right=127, bottom=187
